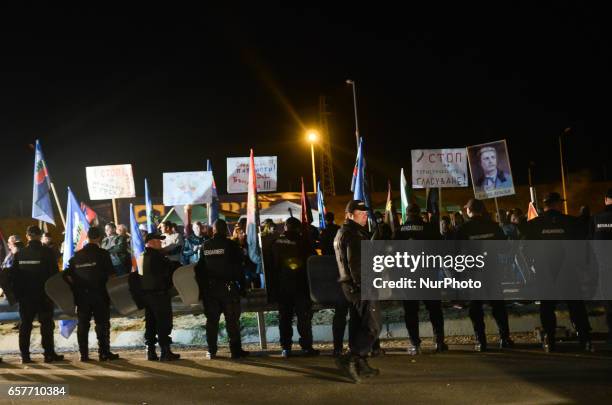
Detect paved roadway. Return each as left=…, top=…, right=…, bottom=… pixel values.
left=1, top=342, right=612, bottom=404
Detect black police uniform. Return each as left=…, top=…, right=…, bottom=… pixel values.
left=140, top=247, right=177, bottom=358
left=590, top=204, right=612, bottom=336
left=455, top=215, right=512, bottom=350
left=526, top=209, right=592, bottom=350
left=9, top=240, right=58, bottom=360
left=195, top=235, right=246, bottom=357
left=64, top=243, right=115, bottom=359
left=270, top=230, right=317, bottom=354
left=334, top=218, right=382, bottom=360
left=395, top=217, right=446, bottom=352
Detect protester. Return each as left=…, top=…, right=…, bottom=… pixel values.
left=160, top=220, right=184, bottom=269
left=182, top=222, right=207, bottom=265
left=101, top=223, right=130, bottom=276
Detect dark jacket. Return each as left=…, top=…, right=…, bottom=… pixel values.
left=9, top=240, right=58, bottom=302
left=64, top=243, right=114, bottom=299
left=395, top=217, right=440, bottom=240
left=195, top=236, right=245, bottom=292
left=590, top=205, right=612, bottom=240
left=318, top=223, right=340, bottom=255
left=140, top=247, right=173, bottom=292
left=454, top=216, right=506, bottom=241
left=101, top=234, right=130, bottom=268
left=270, top=230, right=316, bottom=299
left=524, top=209, right=581, bottom=240
left=334, top=219, right=370, bottom=287
left=182, top=234, right=207, bottom=265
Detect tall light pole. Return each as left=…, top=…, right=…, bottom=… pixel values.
left=346, top=79, right=360, bottom=150
left=559, top=128, right=570, bottom=214
left=307, top=130, right=319, bottom=192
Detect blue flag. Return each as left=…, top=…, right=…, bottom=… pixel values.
left=350, top=137, right=373, bottom=219
left=144, top=178, right=155, bottom=233
left=129, top=203, right=145, bottom=274
left=317, top=181, right=326, bottom=229
left=207, top=159, right=219, bottom=226
left=32, top=140, right=55, bottom=225
left=61, top=188, right=90, bottom=338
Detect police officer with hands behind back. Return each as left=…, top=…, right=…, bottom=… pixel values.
left=9, top=225, right=64, bottom=364
left=140, top=232, right=180, bottom=361
left=64, top=227, right=119, bottom=362
left=455, top=198, right=513, bottom=352
left=195, top=219, right=249, bottom=360
left=526, top=192, right=593, bottom=353
left=334, top=200, right=382, bottom=383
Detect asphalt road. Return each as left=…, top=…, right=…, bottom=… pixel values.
left=1, top=342, right=612, bottom=405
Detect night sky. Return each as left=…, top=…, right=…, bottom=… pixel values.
left=1, top=5, right=610, bottom=216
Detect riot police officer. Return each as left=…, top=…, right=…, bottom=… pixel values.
left=9, top=226, right=64, bottom=363
left=334, top=200, right=381, bottom=383
left=395, top=203, right=448, bottom=354
left=455, top=199, right=513, bottom=352
left=270, top=217, right=319, bottom=358
left=526, top=192, right=593, bottom=352
left=140, top=232, right=180, bottom=361
left=590, top=188, right=612, bottom=341
left=195, top=219, right=249, bottom=360
left=64, top=227, right=119, bottom=362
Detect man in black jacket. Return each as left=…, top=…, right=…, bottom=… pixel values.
left=590, top=188, right=612, bottom=342
left=140, top=233, right=180, bottom=361
left=195, top=219, right=249, bottom=360
left=455, top=199, right=513, bottom=352
left=64, top=227, right=119, bottom=362
left=526, top=192, right=593, bottom=352
left=9, top=225, right=64, bottom=364
left=270, top=217, right=319, bottom=358
left=334, top=200, right=381, bottom=383
left=395, top=203, right=447, bottom=355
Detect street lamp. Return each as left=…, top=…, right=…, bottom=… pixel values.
left=346, top=79, right=360, bottom=150
left=306, top=130, right=319, bottom=193
left=559, top=128, right=570, bottom=214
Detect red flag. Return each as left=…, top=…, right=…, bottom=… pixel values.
left=384, top=180, right=400, bottom=235
left=80, top=202, right=99, bottom=226
left=527, top=201, right=539, bottom=221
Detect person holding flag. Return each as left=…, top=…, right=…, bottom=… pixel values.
left=64, top=226, right=119, bottom=362
left=9, top=225, right=63, bottom=364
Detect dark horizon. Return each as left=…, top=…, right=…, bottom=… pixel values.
left=1, top=5, right=610, bottom=217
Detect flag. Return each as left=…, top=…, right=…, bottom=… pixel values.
left=32, top=140, right=55, bottom=225
left=80, top=202, right=98, bottom=226
left=207, top=159, right=220, bottom=226
left=400, top=168, right=414, bottom=224
left=317, top=181, right=326, bottom=229
left=129, top=203, right=146, bottom=275
left=246, top=149, right=262, bottom=275
left=384, top=180, right=400, bottom=236
left=300, top=177, right=313, bottom=227
left=350, top=137, right=373, bottom=221
left=61, top=187, right=90, bottom=339
left=527, top=201, right=539, bottom=221
left=144, top=178, right=155, bottom=233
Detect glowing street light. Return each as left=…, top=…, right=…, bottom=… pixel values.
left=306, top=130, right=319, bottom=192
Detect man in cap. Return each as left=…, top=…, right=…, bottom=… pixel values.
left=395, top=203, right=447, bottom=355
left=9, top=225, right=64, bottom=363
left=334, top=200, right=381, bottom=382
left=590, top=188, right=612, bottom=342
left=475, top=145, right=512, bottom=191
left=195, top=219, right=249, bottom=360
left=455, top=199, right=513, bottom=352
left=269, top=217, right=319, bottom=358
left=64, top=227, right=119, bottom=361
left=525, top=192, right=593, bottom=352
left=140, top=232, right=180, bottom=361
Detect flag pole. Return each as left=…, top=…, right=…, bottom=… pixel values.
left=50, top=182, right=66, bottom=228
left=438, top=187, right=442, bottom=217
left=112, top=199, right=119, bottom=225
left=159, top=207, right=175, bottom=225
left=494, top=197, right=501, bottom=223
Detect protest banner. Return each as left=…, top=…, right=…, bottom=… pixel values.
left=411, top=148, right=468, bottom=189
left=86, top=164, right=136, bottom=200
left=467, top=139, right=515, bottom=199
left=163, top=171, right=213, bottom=206
left=226, top=156, right=277, bottom=193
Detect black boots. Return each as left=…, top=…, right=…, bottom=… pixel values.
left=159, top=345, right=180, bottom=361
left=44, top=353, right=65, bottom=363
left=356, top=357, right=380, bottom=378
left=434, top=336, right=449, bottom=353
left=147, top=345, right=159, bottom=361
left=99, top=351, right=120, bottom=361
left=475, top=332, right=487, bottom=352
left=335, top=354, right=361, bottom=384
